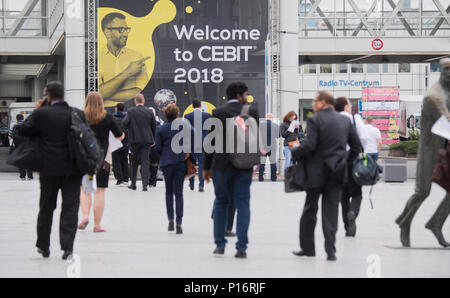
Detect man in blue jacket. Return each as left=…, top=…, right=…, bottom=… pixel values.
left=184, top=99, right=210, bottom=192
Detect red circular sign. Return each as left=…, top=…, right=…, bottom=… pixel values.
left=372, top=39, right=383, bottom=51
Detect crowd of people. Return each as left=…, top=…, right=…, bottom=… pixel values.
left=10, top=80, right=386, bottom=261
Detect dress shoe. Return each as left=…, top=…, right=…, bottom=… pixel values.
left=292, top=250, right=315, bottom=257
left=199, top=187, right=205, bottom=192
left=168, top=221, right=174, bottom=231
left=37, top=248, right=50, bottom=258
left=189, top=184, right=194, bottom=191
left=176, top=225, right=183, bottom=234
left=142, top=188, right=148, bottom=192
left=225, top=230, right=236, bottom=237
left=346, top=211, right=357, bottom=237
left=62, top=251, right=73, bottom=260
left=115, top=180, right=121, bottom=186
left=128, top=185, right=137, bottom=190
left=213, top=247, right=225, bottom=255
left=235, top=251, right=247, bottom=259
left=400, top=226, right=411, bottom=247
left=327, top=255, right=337, bottom=261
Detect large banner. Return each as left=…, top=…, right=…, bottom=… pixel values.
left=98, top=0, right=268, bottom=118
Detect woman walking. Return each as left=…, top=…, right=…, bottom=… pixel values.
left=280, top=111, right=305, bottom=173
left=155, top=104, right=191, bottom=234
left=78, top=92, right=124, bottom=232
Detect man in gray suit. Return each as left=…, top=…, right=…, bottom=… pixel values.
left=396, top=58, right=450, bottom=247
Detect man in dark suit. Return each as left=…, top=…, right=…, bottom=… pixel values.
left=112, top=103, right=129, bottom=186
left=184, top=99, right=211, bottom=192
left=291, top=91, right=361, bottom=261
left=18, top=81, right=85, bottom=260
left=123, top=94, right=157, bottom=191
left=203, top=82, right=259, bottom=259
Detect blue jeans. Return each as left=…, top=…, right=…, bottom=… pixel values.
left=213, top=170, right=252, bottom=252
left=283, top=145, right=293, bottom=173
left=189, top=153, right=204, bottom=188
left=162, top=162, right=186, bottom=225
left=368, top=153, right=379, bottom=162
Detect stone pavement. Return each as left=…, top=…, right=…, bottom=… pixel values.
left=0, top=173, right=448, bottom=278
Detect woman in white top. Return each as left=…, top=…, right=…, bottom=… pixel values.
left=334, top=97, right=367, bottom=237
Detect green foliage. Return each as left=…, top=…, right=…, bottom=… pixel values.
left=389, top=140, right=419, bottom=156
left=408, top=129, right=421, bottom=141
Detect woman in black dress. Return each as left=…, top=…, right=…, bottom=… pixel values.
left=78, top=92, right=124, bottom=233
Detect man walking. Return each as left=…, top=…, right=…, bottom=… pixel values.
left=292, top=91, right=361, bottom=261
left=185, top=99, right=211, bottom=192
left=112, top=103, right=130, bottom=186
left=364, top=116, right=382, bottom=162
left=18, top=82, right=85, bottom=260
left=203, top=82, right=259, bottom=259
left=259, top=113, right=279, bottom=182
left=9, top=114, right=33, bottom=180
left=123, top=94, right=157, bottom=191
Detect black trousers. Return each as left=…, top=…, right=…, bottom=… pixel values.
left=130, top=143, right=150, bottom=188
left=149, top=147, right=160, bottom=186
left=300, top=180, right=342, bottom=256
left=341, top=166, right=363, bottom=231
left=19, top=168, right=33, bottom=179
left=112, top=149, right=129, bottom=182
left=37, top=175, right=82, bottom=252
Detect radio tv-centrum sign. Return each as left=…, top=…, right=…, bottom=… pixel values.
left=319, top=80, right=381, bottom=88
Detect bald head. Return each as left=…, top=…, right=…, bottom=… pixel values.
left=440, top=58, right=450, bottom=92
left=135, top=93, right=145, bottom=105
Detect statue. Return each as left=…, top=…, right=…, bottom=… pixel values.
left=396, top=58, right=450, bottom=247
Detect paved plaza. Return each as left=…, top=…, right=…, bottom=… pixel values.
left=0, top=173, right=449, bottom=278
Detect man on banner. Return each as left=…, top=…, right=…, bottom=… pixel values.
left=99, top=12, right=149, bottom=107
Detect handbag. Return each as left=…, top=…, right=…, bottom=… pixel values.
left=288, top=139, right=300, bottom=150
left=284, top=161, right=308, bottom=193
left=7, top=136, right=43, bottom=171
left=185, top=154, right=197, bottom=179
left=432, top=143, right=450, bottom=193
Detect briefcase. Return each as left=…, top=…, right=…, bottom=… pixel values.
left=432, top=143, right=450, bottom=193
left=284, top=162, right=308, bottom=193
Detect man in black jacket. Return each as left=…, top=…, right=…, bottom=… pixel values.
left=291, top=91, right=361, bottom=261
left=203, top=82, right=259, bottom=259
left=9, top=114, right=33, bottom=180
left=112, top=103, right=129, bottom=185
left=18, top=82, right=84, bottom=260
left=123, top=94, right=157, bottom=191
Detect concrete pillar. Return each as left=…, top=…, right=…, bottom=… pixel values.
left=64, top=0, right=85, bottom=109
left=32, top=77, right=46, bottom=102
left=279, top=0, right=299, bottom=118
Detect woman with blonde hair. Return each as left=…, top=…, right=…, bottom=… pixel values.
left=78, top=92, right=124, bottom=232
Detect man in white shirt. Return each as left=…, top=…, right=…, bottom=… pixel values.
left=364, top=116, right=382, bottom=161
left=334, top=97, right=367, bottom=237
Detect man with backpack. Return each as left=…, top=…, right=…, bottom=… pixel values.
left=18, top=82, right=86, bottom=261
left=203, top=82, right=259, bottom=259
left=8, top=114, right=33, bottom=180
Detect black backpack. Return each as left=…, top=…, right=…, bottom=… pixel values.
left=228, top=104, right=263, bottom=170
left=352, top=153, right=382, bottom=186
left=68, top=108, right=103, bottom=175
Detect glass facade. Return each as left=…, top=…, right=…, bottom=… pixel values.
left=0, top=0, right=48, bottom=36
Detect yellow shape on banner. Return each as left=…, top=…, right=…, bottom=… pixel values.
left=387, top=133, right=399, bottom=139
left=389, top=125, right=399, bottom=131
left=98, top=0, right=177, bottom=107
left=247, top=95, right=254, bottom=103
left=185, top=6, right=193, bottom=14
left=183, top=101, right=216, bottom=117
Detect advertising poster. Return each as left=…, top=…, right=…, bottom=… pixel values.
left=98, top=0, right=268, bottom=118
left=361, top=87, right=400, bottom=146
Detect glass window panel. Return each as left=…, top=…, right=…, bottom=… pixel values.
left=337, top=64, right=348, bottom=73
left=399, top=63, right=411, bottom=73
left=351, top=64, right=363, bottom=73
left=320, top=64, right=332, bottom=73
left=304, top=64, right=317, bottom=74
left=367, top=64, right=379, bottom=73
left=430, top=63, right=440, bottom=72
left=383, top=64, right=395, bottom=73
